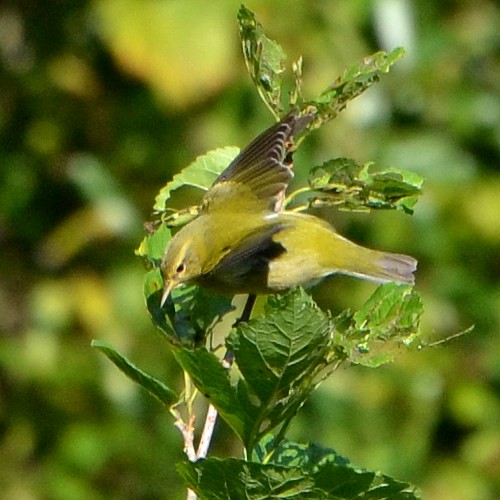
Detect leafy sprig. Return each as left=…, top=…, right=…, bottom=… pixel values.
left=94, top=5, right=428, bottom=499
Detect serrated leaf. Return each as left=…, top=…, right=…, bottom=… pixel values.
left=177, top=456, right=420, bottom=500
left=91, top=340, right=178, bottom=407
left=253, top=438, right=419, bottom=498
left=228, top=289, right=330, bottom=404
left=177, top=457, right=316, bottom=500
left=290, top=56, right=304, bottom=106
left=139, top=147, right=239, bottom=285
left=143, top=269, right=234, bottom=347
left=305, top=158, right=423, bottom=214
left=305, top=48, right=406, bottom=128
left=313, top=462, right=375, bottom=497
left=332, top=284, right=424, bottom=367
left=154, top=146, right=239, bottom=212
left=313, top=463, right=419, bottom=498
left=309, top=158, right=364, bottom=189
left=136, top=221, right=172, bottom=262
left=238, top=5, right=286, bottom=117
left=225, top=289, right=333, bottom=449
left=169, top=285, right=235, bottom=346
left=353, top=284, right=422, bottom=338
left=253, top=435, right=349, bottom=471
left=171, top=347, right=257, bottom=442
left=356, top=470, right=421, bottom=499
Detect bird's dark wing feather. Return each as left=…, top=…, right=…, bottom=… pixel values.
left=203, top=110, right=313, bottom=212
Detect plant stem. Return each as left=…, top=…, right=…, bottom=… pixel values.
left=196, top=403, right=218, bottom=459
left=175, top=415, right=196, bottom=462
left=186, top=293, right=258, bottom=500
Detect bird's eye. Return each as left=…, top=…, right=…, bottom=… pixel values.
left=176, top=263, right=185, bottom=274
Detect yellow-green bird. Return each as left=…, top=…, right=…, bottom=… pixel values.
left=160, top=111, right=416, bottom=305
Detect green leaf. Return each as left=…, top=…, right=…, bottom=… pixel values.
left=91, top=340, right=178, bottom=407
left=238, top=5, right=286, bottom=117
left=228, top=289, right=330, bottom=403
left=168, top=285, right=235, bottom=346
left=143, top=268, right=177, bottom=341
left=153, top=146, right=239, bottom=212
left=313, top=462, right=375, bottom=497
left=305, top=158, right=423, bottom=214
left=177, top=457, right=315, bottom=500
left=142, top=266, right=234, bottom=347
left=135, top=221, right=172, bottom=263
left=177, top=455, right=420, bottom=500
left=252, top=435, right=349, bottom=470
left=332, top=284, right=424, bottom=368
left=252, top=438, right=419, bottom=498
left=171, top=347, right=257, bottom=442
left=226, top=288, right=332, bottom=449
left=237, top=8, right=403, bottom=126
left=312, top=462, right=419, bottom=499
left=304, top=48, right=406, bottom=128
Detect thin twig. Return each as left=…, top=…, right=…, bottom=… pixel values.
left=174, top=415, right=196, bottom=462
left=425, top=325, right=475, bottom=348
left=196, top=403, right=219, bottom=459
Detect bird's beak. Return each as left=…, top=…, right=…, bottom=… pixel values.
left=160, top=280, right=174, bottom=308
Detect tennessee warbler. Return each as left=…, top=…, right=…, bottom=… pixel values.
left=160, top=111, right=416, bottom=305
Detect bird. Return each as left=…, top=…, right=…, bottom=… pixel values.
left=160, top=110, right=416, bottom=306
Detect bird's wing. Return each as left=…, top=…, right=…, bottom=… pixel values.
left=203, top=109, right=314, bottom=213
left=202, top=221, right=288, bottom=283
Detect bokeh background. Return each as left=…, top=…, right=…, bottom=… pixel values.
left=1, top=1, right=499, bottom=499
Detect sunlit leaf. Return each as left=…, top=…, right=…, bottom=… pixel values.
left=304, top=48, right=406, bottom=128
left=332, top=284, right=424, bottom=367
left=136, top=221, right=172, bottom=263
left=238, top=5, right=286, bottom=117
left=303, top=158, right=423, bottom=214
left=154, top=146, right=239, bottom=212
left=290, top=57, right=304, bottom=106
left=226, top=288, right=332, bottom=449
left=228, top=289, right=330, bottom=404
left=177, top=457, right=315, bottom=500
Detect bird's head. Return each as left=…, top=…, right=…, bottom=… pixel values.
left=160, top=230, right=203, bottom=306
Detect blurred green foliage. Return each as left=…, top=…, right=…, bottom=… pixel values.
left=0, top=1, right=499, bottom=499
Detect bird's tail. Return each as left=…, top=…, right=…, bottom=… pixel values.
left=330, top=236, right=417, bottom=285
left=369, top=251, right=417, bottom=284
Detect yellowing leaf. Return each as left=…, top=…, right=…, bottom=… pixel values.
left=94, top=0, right=239, bottom=107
